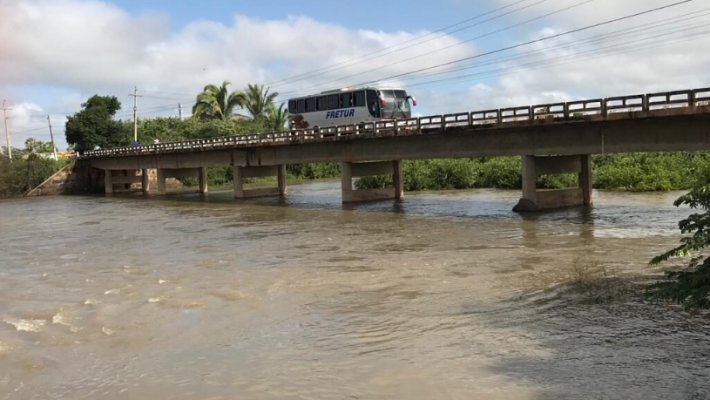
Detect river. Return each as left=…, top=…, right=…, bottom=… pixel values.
left=1, top=182, right=709, bottom=400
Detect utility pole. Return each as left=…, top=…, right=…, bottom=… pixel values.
left=178, top=103, right=183, bottom=119
left=128, top=87, right=142, bottom=143
left=47, top=115, right=58, bottom=161
left=2, top=100, right=12, bottom=160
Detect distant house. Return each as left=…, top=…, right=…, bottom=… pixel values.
left=230, top=113, right=252, bottom=121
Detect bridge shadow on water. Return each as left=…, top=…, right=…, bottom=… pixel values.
left=101, top=181, right=685, bottom=236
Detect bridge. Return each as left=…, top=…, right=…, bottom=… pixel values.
left=75, top=87, right=710, bottom=211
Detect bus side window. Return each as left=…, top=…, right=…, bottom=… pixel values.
left=305, top=97, right=316, bottom=113
left=317, top=96, right=328, bottom=111
left=341, top=93, right=352, bottom=108
left=328, top=94, right=339, bottom=109
left=288, top=100, right=297, bottom=114
left=297, top=99, right=305, bottom=114
left=354, top=91, right=366, bottom=107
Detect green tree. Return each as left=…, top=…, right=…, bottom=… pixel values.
left=23, top=138, right=54, bottom=155
left=265, top=103, right=289, bottom=132
left=244, top=84, right=278, bottom=121
left=647, top=185, right=710, bottom=310
left=193, top=81, right=247, bottom=121
left=65, top=95, right=129, bottom=152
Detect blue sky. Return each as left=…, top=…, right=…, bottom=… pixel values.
left=2, top=0, right=709, bottom=150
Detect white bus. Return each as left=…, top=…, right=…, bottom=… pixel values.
left=287, top=87, right=416, bottom=129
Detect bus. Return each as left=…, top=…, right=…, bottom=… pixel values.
left=287, top=87, right=416, bottom=130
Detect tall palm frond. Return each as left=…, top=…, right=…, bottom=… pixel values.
left=244, top=84, right=279, bottom=120
left=192, top=80, right=246, bottom=121
left=266, top=103, right=289, bottom=132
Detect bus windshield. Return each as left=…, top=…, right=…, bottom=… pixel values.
left=380, top=90, right=411, bottom=119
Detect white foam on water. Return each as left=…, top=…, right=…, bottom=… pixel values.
left=148, top=298, right=161, bottom=303
left=4, top=318, right=46, bottom=333
left=102, top=327, right=115, bottom=336
left=104, top=289, right=120, bottom=295
left=53, top=310, right=81, bottom=332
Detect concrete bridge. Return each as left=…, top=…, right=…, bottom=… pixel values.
left=76, top=88, right=710, bottom=211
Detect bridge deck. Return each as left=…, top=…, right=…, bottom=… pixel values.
left=79, top=87, right=710, bottom=162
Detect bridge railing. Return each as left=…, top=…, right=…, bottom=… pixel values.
left=78, top=86, right=710, bottom=159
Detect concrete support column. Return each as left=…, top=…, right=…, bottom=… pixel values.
left=233, top=166, right=244, bottom=198
left=198, top=167, right=208, bottom=194
left=341, top=160, right=404, bottom=203
left=104, top=170, right=113, bottom=194
left=340, top=162, right=354, bottom=201
left=232, top=165, right=286, bottom=199
left=514, top=154, right=593, bottom=212
left=580, top=154, right=593, bottom=206
left=141, top=169, right=150, bottom=195
left=521, top=155, right=536, bottom=204
left=157, top=169, right=167, bottom=195
left=393, top=160, right=404, bottom=200
left=277, top=164, right=288, bottom=197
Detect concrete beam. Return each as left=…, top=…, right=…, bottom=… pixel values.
left=534, top=155, right=581, bottom=176
left=241, top=165, right=280, bottom=179
left=110, top=175, right=143, bottom=185
left=351, top=161, right=394, bottom=178
left=163, top=168, right=200, bottom=179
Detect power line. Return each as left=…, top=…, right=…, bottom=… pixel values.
left=403, top=26, right=710, bottom=91
left=345, top=0, right=695, bottom=89
left=269, top=0, right=550, bottom=88
left=277, top=0, right=600, bottom=96
left=383, top=8, right=710, bottom=84
left=11, top=126, right=46, bottom=134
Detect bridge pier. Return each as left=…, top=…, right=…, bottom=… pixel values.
left=103, top=169, right=146, bottom=194
left=513, top=155, right=592, bottom=212
left=141, top=169, right=151, bottom=195
left=341, top=161, right=403, bottom=203
left=232, top=165, right=287, bottom=198
left=154, top=167, right=208, bottom=196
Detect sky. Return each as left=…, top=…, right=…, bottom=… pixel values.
left=1, top=0, right=709, bottom=150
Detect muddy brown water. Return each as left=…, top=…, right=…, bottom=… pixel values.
left=1, top=182, right=709, bottom=400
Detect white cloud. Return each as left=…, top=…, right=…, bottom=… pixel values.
left=1, top=0, right=709, bottom=149
left=429, top=0, right=710, bottom=112
left=0, top=0, right=477, bottom=99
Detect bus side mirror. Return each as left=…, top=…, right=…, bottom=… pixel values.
left=409, top=97, right=417, bottom=107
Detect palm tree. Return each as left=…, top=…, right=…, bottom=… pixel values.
left=244, top=84, right=278, bottom=121
left=266, top=103, right=289, bottom=132
left=192, top=81, right=246, bottom=121
left=24, top=139, right=54, bottom=154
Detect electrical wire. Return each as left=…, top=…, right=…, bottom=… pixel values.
left=276, top=0, right=600, bottom=96
left=268, top=0, right=548, bottom=88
